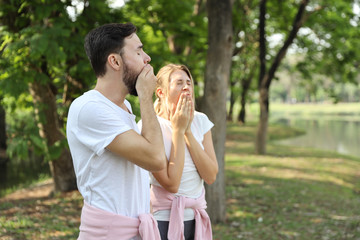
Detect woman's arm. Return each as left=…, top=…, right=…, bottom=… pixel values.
left=184, top=130, right=218, bottom=185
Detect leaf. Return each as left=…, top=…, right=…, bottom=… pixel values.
left=29, top=135, right=46, bottom=150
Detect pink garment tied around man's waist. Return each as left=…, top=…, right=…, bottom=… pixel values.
left=151, top=185, right=212, bottom=240
left=77, top=201, right=161, bottom=240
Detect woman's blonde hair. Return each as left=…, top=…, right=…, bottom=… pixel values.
left=154, top=64, right=195, bottom=114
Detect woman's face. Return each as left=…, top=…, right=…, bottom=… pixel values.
left=166, top=70, right=193, bottom=113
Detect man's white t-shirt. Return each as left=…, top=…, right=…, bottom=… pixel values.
left=138, top=111, right=214, bottom=221
left=66, top=90, right=150, bottom=219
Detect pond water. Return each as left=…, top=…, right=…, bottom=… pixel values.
left=273, top=116, right=360, bottom=158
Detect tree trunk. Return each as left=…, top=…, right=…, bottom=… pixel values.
left=255, top=86, right=269, bottom=154
left=238, top=99, right=246, bottom=124
left=238, top=74, right=253, bottom=124
left=0, top=104, right=6, bottom=149
left=227, top=77, right=236, bottom=121
left=201, top=0, right=233, bottom=223
left=0, top=103, right=8, bottom=164
left=29, top=81, right=77, bottom=192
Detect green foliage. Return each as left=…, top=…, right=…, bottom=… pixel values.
left=0, top=0, right=129, bottom=160
left=230, top=0, right=360, bottom=120
left=295, top=0, right=360, bottom=86
left=48, top=138, right=69, bottom=161
left=229, top=0, right=261, bottom=120
left=115, top=0, right=209, bottom=115
left=3, top=95, right=46, bottom=160
left=122, top=0, right=208, bottom=81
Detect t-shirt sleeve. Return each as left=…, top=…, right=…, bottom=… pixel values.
left=197, top=112, right=214, bottom=135
left=76, top=101, right=132, bottom=156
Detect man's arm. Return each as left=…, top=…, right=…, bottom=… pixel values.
left=107, top=65, right=166, bottom=172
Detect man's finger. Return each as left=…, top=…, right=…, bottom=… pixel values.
left=138, top=65, right=151, bottom=78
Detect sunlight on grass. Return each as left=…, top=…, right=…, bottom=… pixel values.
left=48, top=230, right=72, bottom=238
left=226, top=153, right=358, bottom=189
left=230, top=210, right=257, bottom=218
left=242, top=178, right=264, bottom=185
left=279, top=230, right=300, bottom=237
left=1, top=216, right=34, bottom=229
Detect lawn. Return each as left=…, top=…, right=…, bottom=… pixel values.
left=1, top=121, right=360, bottom=240
left=213, top=122, right=360, bottom=240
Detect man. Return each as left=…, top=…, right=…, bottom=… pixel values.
left=66, top=23, right=166, bottom=240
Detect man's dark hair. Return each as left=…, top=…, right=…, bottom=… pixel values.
left=84, top=23, right=137, bottom=77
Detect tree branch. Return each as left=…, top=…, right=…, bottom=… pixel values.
left=263, top=0, right=310, bottom=89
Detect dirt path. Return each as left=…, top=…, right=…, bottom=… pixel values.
left=0, top=179, right=54, bottom=203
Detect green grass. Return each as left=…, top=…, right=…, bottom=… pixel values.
left=213, top=122, right=360, bottom=240
left=1, top=120, right=360, bottom=240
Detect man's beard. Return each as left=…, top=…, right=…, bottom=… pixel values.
left=123, top=62, right=140, bottom=96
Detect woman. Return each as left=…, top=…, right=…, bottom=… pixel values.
left=139, top=64, right=218, bottom=240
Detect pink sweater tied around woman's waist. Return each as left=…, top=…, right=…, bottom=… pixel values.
left=151, top=185, right=213, bottom=240
left=77, top=201, right=161, bottom=240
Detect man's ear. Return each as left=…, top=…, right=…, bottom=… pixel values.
left=107, top=54, right=122, bottom=71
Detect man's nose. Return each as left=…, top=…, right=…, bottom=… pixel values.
left=144, top=53, right=151, bottom=64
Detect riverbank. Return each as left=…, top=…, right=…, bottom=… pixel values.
left=247, top=102, right=360, bottom=121
left=247, top=102, right=360, bottom=158
left=1, top=121, right=360, bottom=239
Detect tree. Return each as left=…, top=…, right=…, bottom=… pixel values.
left=0, top=0, right=77, bottom=191
left=238, top=63, right=256, bottom=123
left=254, top=0, right=359, bottom=153
left=229, top=0, right=259, bottom=124
left=201, top=0, right=233, bottom=223
left=0, top=0, right=123, bottom=192
left=256, top=0, right=310, bottom=154
left=121, top=0, right=208, bottom=93
left=294, top=0, right=360, bottom=97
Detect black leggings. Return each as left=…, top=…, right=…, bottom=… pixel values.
left=157, top=220, right=196, bottom=240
